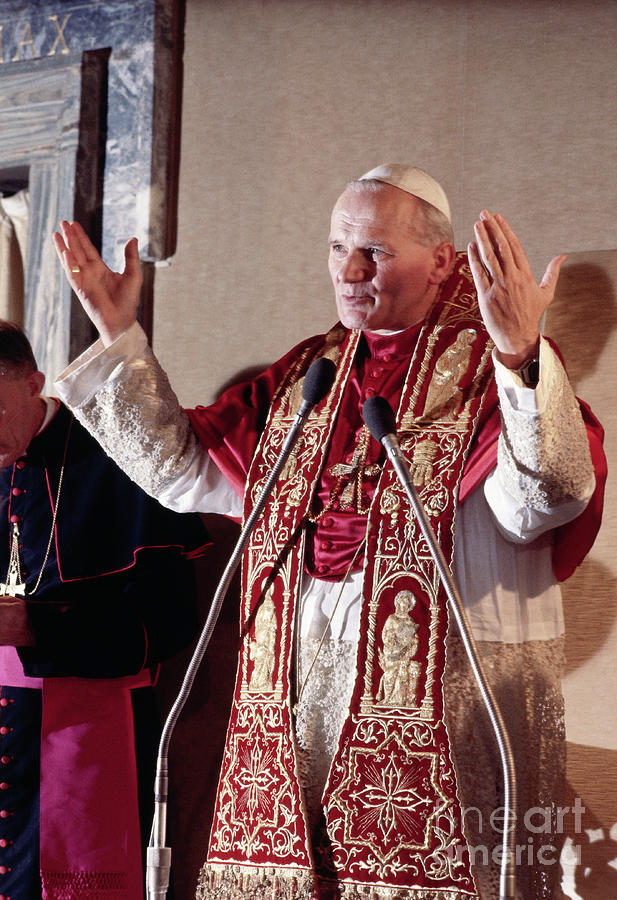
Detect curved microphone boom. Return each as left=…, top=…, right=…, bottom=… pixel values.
left=362, top=395, right=517, bottom=900
left=146, top=356, right=337, bottom=899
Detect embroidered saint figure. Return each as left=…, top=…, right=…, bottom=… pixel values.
left=423, top=328, right=476, bottom=421
left=248, top=588, right=277, bottom=692
left=376, top=590, right=421, bottom=707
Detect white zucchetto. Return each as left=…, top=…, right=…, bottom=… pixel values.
left=359, top=163, right=451, bottom=223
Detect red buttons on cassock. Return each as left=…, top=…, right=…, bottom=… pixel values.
left=382, top=352, right=393, bottom=362
left=0, top=810, right=10, bottom=819
left=321, top=516, right=334, bottom=528
left=15, top=458, right=26, bottom=469
left=0, top=838, right=7, bottom=847
left=320, top=541, right=332, bottom=551
left=0, top=728, right=10, bottom=736
left=0, top=700, right=8, bottom=708
left=8, top=516, right=20, bottom=525
left=371, top=367, right=384, bottom=378
left=10, top=488, right=22, bottom=497
left=0, top=864, right=9, bottom=873
left=0, top=758, right=9, bottom=766
left=0, top=784, right=8, bottom=792
left=316, top=565, right=330, bottom=576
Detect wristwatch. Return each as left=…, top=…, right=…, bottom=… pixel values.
left=515, top=356, right=540, bottom=388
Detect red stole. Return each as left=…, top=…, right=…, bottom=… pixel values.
left=198, top=256, right=493, bottom=898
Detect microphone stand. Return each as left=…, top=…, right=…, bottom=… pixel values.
left=363, top=397, right=517, bottom=900
left=146, top=358, right=336, bottom=899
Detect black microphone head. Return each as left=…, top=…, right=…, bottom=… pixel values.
left=362, top=395, right=397, bottom=443
left=302, top=357, right=337, bottom=406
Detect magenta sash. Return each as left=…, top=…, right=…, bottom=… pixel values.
left=0, top=646, right=151, bottom=899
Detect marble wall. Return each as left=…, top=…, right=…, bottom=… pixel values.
left=0, top=0, right=179, bottom=380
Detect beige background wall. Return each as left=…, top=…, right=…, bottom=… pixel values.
left=151, top=1, right=617, bottom=897
left=152, top=0, right=616, bottom=407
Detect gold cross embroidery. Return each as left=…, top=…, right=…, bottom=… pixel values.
left=324, top=425, right=381, bottom=515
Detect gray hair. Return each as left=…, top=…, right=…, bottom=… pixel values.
left=345, top=179, right=454, bottom=247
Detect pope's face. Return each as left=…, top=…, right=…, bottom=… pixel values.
left=328, top=185, right=453, bottom=334
left=0, top=369, right=45, bottom=470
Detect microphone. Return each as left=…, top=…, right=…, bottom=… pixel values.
left=146, top=355, right=336, bottom=899
left=362, top=394, right=397, bottom=444
left=298, top=356, right=337, bottom=417
left=362, top=395, right=517, bottom=900
left=362, top=395, right=426, bottom=514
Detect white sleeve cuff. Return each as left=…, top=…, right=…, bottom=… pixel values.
left=483, top=468, right=594, bottom=543
left=55, top=322, right=148, bottom=408
left=492, top=337, right=554, bottom=414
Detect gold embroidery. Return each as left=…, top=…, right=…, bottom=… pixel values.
left=310, top=425, right=381, bottom=522
left=411, top=439, right=438, bottom=487
left=207, top=261, right=488, bottom=894
left=361, top=496, right=454, bottom=723
left=197, top=862, right=474, bottom=899
left=209, top=703, right=305, bottom=860
left=319, top=886, right=476, bottom=900
left=326, top=728, right=451, bottom=865
left=248, top=586, right=278, bottom=692
left=197, top=862, right=315, bottom=899
left=284, top=473, right=308, bottom=507
left=325, top=718, right=475, bottom=891
left=379, top=487, right=401, bottom=525
left=376, top=590, right=421, bottom=708
left=280, top=443, right=300, bottom=481
left=422, top=328, right=476, bottom=423
left=278, top=342, right=344, bottom=421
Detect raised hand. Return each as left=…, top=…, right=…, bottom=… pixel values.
left=467, top=210, right=566, bottom=370
left=53, top=220, right=143, bottom=347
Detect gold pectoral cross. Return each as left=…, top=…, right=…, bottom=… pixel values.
left=327, top=425, right=381, bottom=514
left=0, top=523, right=26, bottom=597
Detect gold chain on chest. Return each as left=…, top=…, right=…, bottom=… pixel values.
left=0, top=416, right=73, bottom=598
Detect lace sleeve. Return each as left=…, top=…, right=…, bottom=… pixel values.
left=494, top=338, right=594, bottom=511
left=69, top=344, right=202, bottom=499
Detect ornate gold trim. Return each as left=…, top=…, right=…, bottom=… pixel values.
left=196, top=863, right=315, bottom=899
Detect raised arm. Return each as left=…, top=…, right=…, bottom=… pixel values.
left=467, top=210, right=566, bottom=370
left=52, top=221, right=232, bottom=513
left=466, top=212, right=596, bottom=539
left=52, top=220, right=142, bottom=347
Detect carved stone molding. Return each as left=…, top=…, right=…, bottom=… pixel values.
left=0, top=0, right=182, bottom=376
